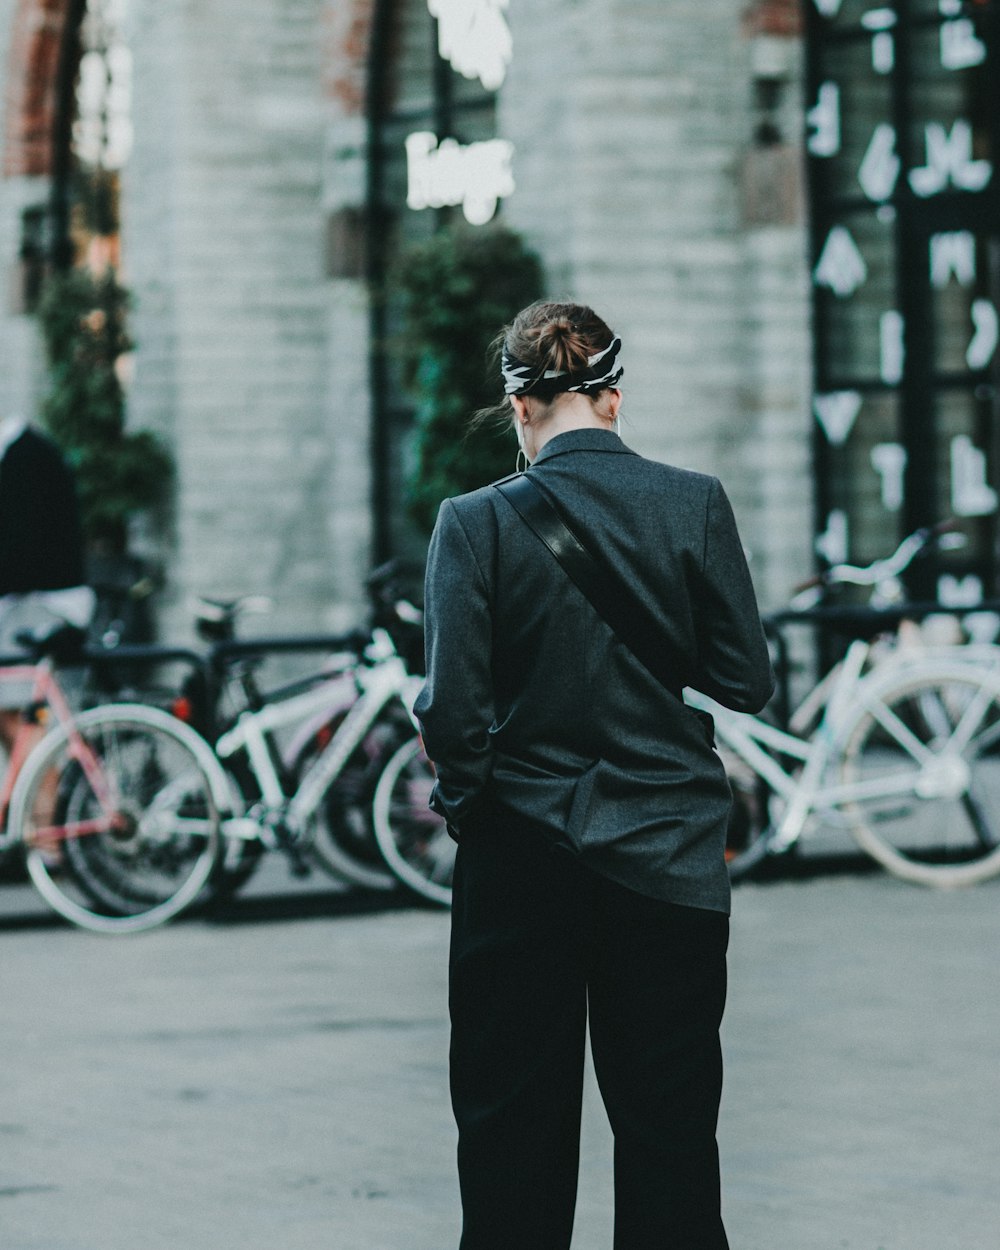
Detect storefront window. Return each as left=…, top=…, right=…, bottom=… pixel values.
left=806, top=0, right=1000, bottom=600
left=53, top=0, right=132, bottom=273
left=368, top=0, right=506, bottom=561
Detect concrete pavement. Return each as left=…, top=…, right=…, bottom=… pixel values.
left=1, top=860, right=998, bottom=1250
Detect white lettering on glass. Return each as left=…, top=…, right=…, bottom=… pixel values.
left=951, top=435, right=998, bottom=517
left=816, top=510, right=849, bottom=565
left=807, top=83, right=841, bottom=157
left=427, top=0, right=513, bottom=92
left=910, top=121, right=992, bottom=197
left=930, top=232, right=976, bottom=289
left=880, top=311, right=905, bottom=384
left=861, top=9, right=896, bottom=74
left=858, top=123, right=900, bottom=201
left=871, top=443, right=907, bottom=511
left=940, top=19, right=986, bottom=70
left=967, top=300, right=999, bottom=369
left=938, top=574, right=984, bottom=608
left=814, top=226, right=867, bottom=297
left=814, top=391, right=862, bottom=445
left=406, top=132, right=515, bottom=225
left=963, top=611, right=1000, bottom=645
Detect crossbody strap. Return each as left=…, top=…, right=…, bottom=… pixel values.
left=494, top=473, right=683, bottom=700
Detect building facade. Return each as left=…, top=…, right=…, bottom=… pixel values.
left=0, top=0, right=996, bottom=641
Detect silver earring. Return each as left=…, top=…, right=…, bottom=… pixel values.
left=515, top=449, right=528, bottom=473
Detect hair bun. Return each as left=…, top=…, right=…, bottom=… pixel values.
left=536, top=317, right=590, bottom=376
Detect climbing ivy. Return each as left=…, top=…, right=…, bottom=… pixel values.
left=37, top=266, right=173, bottom=553
left=393, top=224, right=543, bottom=534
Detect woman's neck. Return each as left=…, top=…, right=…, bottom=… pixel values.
left=526, top=395, right=617, bottom=461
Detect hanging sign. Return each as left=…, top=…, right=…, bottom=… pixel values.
left=406, top=1, right=516, bottom=226
left=406, top=132, right=516, bottom=225
left=427, top=0, right=513, bottom=92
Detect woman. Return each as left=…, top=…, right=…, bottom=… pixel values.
left=414, top=301, right=774, bottom=1250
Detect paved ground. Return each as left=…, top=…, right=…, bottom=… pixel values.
left=1, top=856, right=998, bottom=1250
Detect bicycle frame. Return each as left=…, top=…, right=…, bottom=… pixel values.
left=0, top=659, right=118, bottom=853
left=689, top=639, right=976, bottom=855
left=213, top=637, right=416, bottom=845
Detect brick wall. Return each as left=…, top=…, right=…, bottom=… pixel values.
left=2, top=0, right=70, bottom=178
left=123, top=0, right=375, bottom=642
left=0, top=0, right=814, bottom=633
left=501, top=0, right=813, bottom=610
left=0, top=0, right=52, bottom=424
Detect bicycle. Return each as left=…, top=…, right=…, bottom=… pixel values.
left=697, top=527, right=1000, bottom=888
left=3, top=625, right=226, bottom=933
left=372, top=733, right=452, bottom=906
left=13, top=564, right=439, bottom=930
left=190, top=563, right=429, bottom=898
left=181, top=569, right=454, bottom=909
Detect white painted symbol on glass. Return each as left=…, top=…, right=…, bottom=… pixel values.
left=816, top=510, right=849, bottom=565
left=406, top=132, right=516, bottom=225
left=814, top=226, right=867, bottom=297
left=807, top=83, right=841, bottom=157
left=951, top=435, right=998, bottom=517
left=938, top=574, right=983, bottom=609
left=427, top=0, right=513, bottom=92
left=871, top=443, right=907, bottom=511
left=861, top=8, right=896, bottom=73
left=964, top=611, right=1000, bottom=645
left=967, top=300, right=999, bottom=369
left=910, top=121, right=992, bottom=197
left=814, top=392, right=862, bottom=445
left=940, top=19, right=986, bottom=70
left=930, top=232, right=976, bottom=289
left=858, top=123, right=900, bottom=201
left=880, top=311, right=905, bottom=384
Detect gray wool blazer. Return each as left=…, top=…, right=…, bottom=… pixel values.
left=413, top=427, right=775, bottom=913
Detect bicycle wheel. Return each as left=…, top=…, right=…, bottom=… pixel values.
left=11, top=705, right=222, bottom=933
left=372, top=736, right=453, bottom=905
left=721, top=745, right=778, bottom=880
left=839, top=665, right=1000, bottom=886
left=294, top=707, right=405, bottom=892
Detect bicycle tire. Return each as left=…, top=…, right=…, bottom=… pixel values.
left=294, top=706, right=406, bottom=893
left=11, top=705, right=223, bottom=933
left=838, top=663, right=1000, bottom=887
left=372, top=735, right=453, bottom=905
left=722, top=745, right=778, bottom=880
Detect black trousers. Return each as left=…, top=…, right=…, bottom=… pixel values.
left=449, top=807, right=730, bottom=1250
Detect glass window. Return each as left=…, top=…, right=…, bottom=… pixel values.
left=806, top=0, right=1000, bottom=594
left=369, top=0, right=502, bottom=562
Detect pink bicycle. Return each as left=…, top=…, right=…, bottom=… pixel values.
left=2, top=625, right=226, bottom=933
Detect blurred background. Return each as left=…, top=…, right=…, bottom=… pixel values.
left=0, top=0, right=997, bottom=639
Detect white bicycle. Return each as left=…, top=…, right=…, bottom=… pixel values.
left=702, top=526, right=1000, bottom=887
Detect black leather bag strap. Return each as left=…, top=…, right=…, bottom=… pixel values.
left=494, top=473, right=683, bottom=700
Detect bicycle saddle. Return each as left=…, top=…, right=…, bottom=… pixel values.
left=14, top=621, right=87, bottom=664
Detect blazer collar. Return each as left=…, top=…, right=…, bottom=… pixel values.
left=531, top=427, right=637, bottom=467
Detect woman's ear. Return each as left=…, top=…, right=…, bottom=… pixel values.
left=510, top=394, right=530, bottom=425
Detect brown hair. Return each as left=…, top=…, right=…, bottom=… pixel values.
left=504, top=300, right=615, bottom=385
left=475, top=300, right=619, bottom=428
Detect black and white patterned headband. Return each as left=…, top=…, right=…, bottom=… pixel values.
left=501, top=335, right=624, bottom=398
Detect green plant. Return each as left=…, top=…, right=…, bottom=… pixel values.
left=37, top=266, right=173, bottom=553
left=393, top=223, right=544, bottom=533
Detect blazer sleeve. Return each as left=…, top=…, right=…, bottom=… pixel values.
left=413, top=499, right=496, bottom=830
left=688, top=478, right=775, bottom=713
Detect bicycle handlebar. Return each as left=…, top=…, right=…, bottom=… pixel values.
left=790, top=519, right=964, bottom=610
